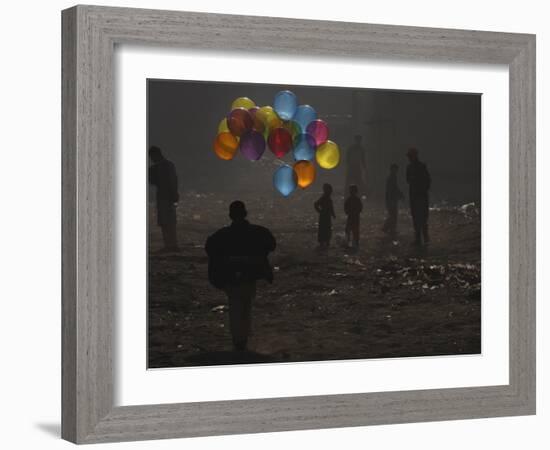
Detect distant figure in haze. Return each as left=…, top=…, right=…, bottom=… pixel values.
left=406, top=148, right=431, bottom=245
left=344, top=184, right=363, bottom=250
left=345, top=135, right=367, bottom=194
left=205, top=201, right=276, bottom=351
left=314, top=183, right=336, bottom=250
left=382, top=164, right=404, bottom=236
left=148, top=146, right=179, bottom=252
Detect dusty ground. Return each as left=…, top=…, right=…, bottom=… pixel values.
left=148, top=190, right=481, bottom=368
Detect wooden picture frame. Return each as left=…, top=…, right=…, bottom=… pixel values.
left=61, top=5, right=536, bottom=444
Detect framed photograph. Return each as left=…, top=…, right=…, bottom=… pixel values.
left=62, top=5, right=536, bottom=444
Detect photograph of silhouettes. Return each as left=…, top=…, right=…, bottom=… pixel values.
left=147, top=79, right=481, bottom=368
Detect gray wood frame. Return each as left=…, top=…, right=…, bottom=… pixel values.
left=62, top=4, right=536, bottom=444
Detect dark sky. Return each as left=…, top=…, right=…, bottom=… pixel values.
left=148, top=79, right=481, bottom=205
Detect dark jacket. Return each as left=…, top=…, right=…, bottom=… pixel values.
left=205, top=220, right=276, bottom=289
left=406, top=160, right=431, bottom=197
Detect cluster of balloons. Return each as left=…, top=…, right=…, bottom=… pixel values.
left=213, top=90, right=341, bottom=196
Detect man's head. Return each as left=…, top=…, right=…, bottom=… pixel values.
left=406, top=147, right=419, bottom=162
left=148, top=145, right=164, bottom=163
left=322, top=183, right=333, bottom=196
left=229, top=200, right=247, bottom=222
left=354, top=134, right=362, bottom=145
left=348, top=184, right=358, bottom=196
left=390, top=163, right=399, bottom=174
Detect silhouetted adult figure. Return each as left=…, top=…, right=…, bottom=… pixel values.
left=382, top=164, right=404, bottom=236
left=205, top=201, right=276, bottom=351
left=148, top=146, right=179, bottom=252
left=345, top=135, right=367, bottom=193
left=406, top=148, right=431, bottom=245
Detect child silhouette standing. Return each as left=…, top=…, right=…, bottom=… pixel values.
left=314, top=183, right=336, bottom=250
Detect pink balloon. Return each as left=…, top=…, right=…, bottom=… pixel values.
left=306, top=119, right=329, bottom=146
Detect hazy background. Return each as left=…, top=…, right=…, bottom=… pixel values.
left=148, top=79, right=481, bottom=205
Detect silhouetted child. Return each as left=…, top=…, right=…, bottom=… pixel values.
left=344, top=184, right=363, bottom=249
left=383, top=163, right=404, bottom=236
left=314, top=183, right=336, bottom=249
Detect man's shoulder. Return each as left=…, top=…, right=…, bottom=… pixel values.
left=249, top=223, right=272, bottom=235
left=208, top=226, right=232, bottom=240
left=211, top=223, right=270, bottom=235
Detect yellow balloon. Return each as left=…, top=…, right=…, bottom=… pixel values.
left=256, top=106, right=282, bottom=131
left=217, top=118, right=229, bottom=134
left=267, top=115, right=283, bottom=131
left=257, top=105, right=274, bottom=116
left=316, top=140, right=340, bottom=169
left=231, top=97, right=256, bottom=110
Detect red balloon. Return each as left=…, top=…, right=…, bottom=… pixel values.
left=227, top=107, right=253, bottom=137
left=268, top=127, right=293, bottom=158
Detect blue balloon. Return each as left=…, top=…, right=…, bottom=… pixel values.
left=293, top=105, right=317, bottom=132
left=273, top=165, right=297, bottom=197
left=293, top=133, right=316, bottom=161
left=273, top=90, right=298, bottom=121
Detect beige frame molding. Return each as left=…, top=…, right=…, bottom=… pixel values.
left=62, top=5, right=536, bottom=443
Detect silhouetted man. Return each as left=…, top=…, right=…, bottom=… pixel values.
left=406, top=148, right=431, bottom=245
left=205, top=201, right=276, bottom=351
left=148, top=146, right=179, bottom=251
left=345, top=135, right=367, bottom=193
left=382, top=164, right=404, bottom=236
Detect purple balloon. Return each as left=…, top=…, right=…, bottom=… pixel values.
left=306, top=119, right=329, bottom=146
left=239, top=130, right=266, bottom=160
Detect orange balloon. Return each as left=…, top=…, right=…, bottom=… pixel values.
left=293, top=160, right=316, bottom=188
left=213, top=132, right=239, bottom=160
